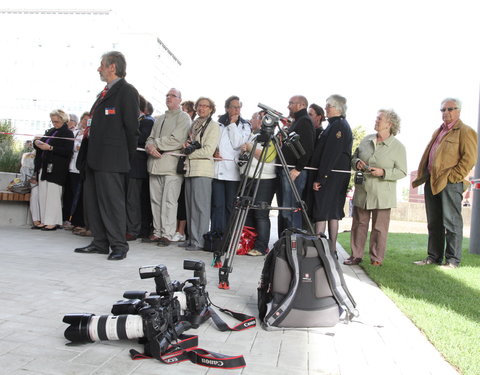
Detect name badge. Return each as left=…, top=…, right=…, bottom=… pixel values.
left=105, top=107, right=116, bottom=115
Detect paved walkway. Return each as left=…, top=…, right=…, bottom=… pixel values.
left=0, top=223, right=459, bottom=375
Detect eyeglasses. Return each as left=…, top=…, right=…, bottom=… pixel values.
left=166, top=94, right=179, bottom=98
left=440, top=107, right=458, bottom=112
left=197, top=104, right=210, bottom=108
left=229, top=106, right=241, bottom=110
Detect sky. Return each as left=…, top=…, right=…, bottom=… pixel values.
left=5, top=0, right=480, bottom=181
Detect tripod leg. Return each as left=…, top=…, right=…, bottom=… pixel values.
left=218, top=139, right=270, bottom=289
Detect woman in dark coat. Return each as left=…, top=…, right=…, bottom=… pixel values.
left=32, top=109, right=74, bottom=230
left=304, top=103, right=326, bottom=220
left=311, top=95, right=352, bottom=247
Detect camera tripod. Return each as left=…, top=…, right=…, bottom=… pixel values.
left=216, top=103, right=315, bottom=289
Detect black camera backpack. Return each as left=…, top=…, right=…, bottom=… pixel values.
left=258, top=229, right=357, bottom=329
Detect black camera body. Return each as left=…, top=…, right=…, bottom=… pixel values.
left=63, top=260, right=209, bottom=360
left=354, top=166, right=372, bottom=185
left=237, top=152, right=249, bottom=167
left=183, top=141, right=201, bottom=155
left=354, top=171, right=365, bottom=185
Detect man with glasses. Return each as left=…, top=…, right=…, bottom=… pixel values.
left=413, top=98, right=477, bottom=269
left=144, top=88, right=191, bottom=246
left=278, top=95, right=315, bottom=233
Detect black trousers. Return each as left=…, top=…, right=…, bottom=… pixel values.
left=126, top=177, right=152, bottom=237
left=84, top=166, right=128, bottom=253
left=424, top=180, right=464, bottom=265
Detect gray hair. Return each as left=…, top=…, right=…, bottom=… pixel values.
left=326, top=94, right=347, bottom=116
left=170, top=88, right=182, bottom=99
left=69, top=113, right=78, bottom=123
left=378, top=109, right=401, bottom=136
left=441, top=97, right=462, bottom=110
left=102, top=51, right=127, bottom=78
left=50, top=109, right=69, bottom=124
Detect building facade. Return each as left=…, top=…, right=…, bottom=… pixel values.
left=0, top=8, right=181, bottom=138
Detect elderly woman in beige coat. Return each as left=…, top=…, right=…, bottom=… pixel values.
left=344, top=109, right=407, bottom=266
left=178, top=97, right=220, bottom=251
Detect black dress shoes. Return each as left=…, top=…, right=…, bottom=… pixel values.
left=41, top=226, right=57, bottom=231
left=107, top=251, right=127, bottom=261
left=74, top=244, right=109, bottom=254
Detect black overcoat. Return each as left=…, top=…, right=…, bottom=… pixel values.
left=310, top=116, right=353, bottom=221
left=34, top=123, right=74, bottom=186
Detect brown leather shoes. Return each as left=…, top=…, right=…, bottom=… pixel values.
left=142, top=235, right=162, bottom=243
left=156, top=237, right=172, bottom=247
left=343, top=257, right=362, bottom=265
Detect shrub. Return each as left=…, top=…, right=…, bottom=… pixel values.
left=0, top=120, right=23, bottom=173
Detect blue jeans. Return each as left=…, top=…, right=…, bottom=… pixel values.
left=245, top=178, right=276, bottom=252
left=210, top=179, right=239, bottom=234
left=279, top=169, right=307, bottom=233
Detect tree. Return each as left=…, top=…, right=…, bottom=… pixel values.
left=0, top=120, right=22, bottom=173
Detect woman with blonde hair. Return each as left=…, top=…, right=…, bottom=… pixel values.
left=32, top=109, right=74, bottom=230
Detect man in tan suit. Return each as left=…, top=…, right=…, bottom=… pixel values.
left=412, top=98, right=477, bottom=268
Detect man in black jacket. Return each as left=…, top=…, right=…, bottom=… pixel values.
left=75, top=51, right=139, bottom=260
left=278, top=95, right=314, bottom=233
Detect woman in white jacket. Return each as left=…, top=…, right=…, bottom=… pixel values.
left=210, top=96, right=251, bottom=235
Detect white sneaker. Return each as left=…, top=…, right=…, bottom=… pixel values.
left=172, top=232, right=186, bottom=242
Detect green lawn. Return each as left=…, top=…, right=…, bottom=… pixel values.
left=338, top=232, right=480, bottom=375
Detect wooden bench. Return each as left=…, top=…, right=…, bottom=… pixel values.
left=0, top=191, right=31, bottom=202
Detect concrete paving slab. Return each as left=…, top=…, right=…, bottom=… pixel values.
left=0, top=225, right=458, bottom=375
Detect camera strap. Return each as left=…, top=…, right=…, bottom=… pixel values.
left=130, top=333, right=246, bottom=369
left=207, top=306, right=257, bottom=331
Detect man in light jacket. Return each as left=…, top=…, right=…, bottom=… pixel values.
left=412, top=98, right=477, bottom=269
left=144, top=88, right=191, bottom=246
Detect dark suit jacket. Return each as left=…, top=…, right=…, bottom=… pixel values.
left=34, top=123, right=74, bottom=186
left=281, top=108, right=315, bottom=171
left=129, top=115, right=154, bottom=179
left=87, top=78, right=139, bottom=173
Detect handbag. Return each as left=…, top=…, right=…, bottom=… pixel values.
left=7, top=178, right=32, bottom=194
left=203, top=231, right=223, bottom=252
left=236, top=226, right=257, bottom=255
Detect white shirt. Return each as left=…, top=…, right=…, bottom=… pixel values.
left=69, top=129, right=83, bottom=173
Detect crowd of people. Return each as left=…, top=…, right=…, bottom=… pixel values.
left=27, top=51, right=478, bottom=269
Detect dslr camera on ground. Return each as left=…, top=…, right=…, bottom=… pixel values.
left=63, top=260, right=209, bottom=359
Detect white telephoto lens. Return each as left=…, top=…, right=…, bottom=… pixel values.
left=88, top=315, right=144, bottom=341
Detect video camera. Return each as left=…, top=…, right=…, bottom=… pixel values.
left=63, top=260, right=209, bottom=359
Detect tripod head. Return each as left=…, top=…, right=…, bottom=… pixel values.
left=257, top=103, right=305, bottom=159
